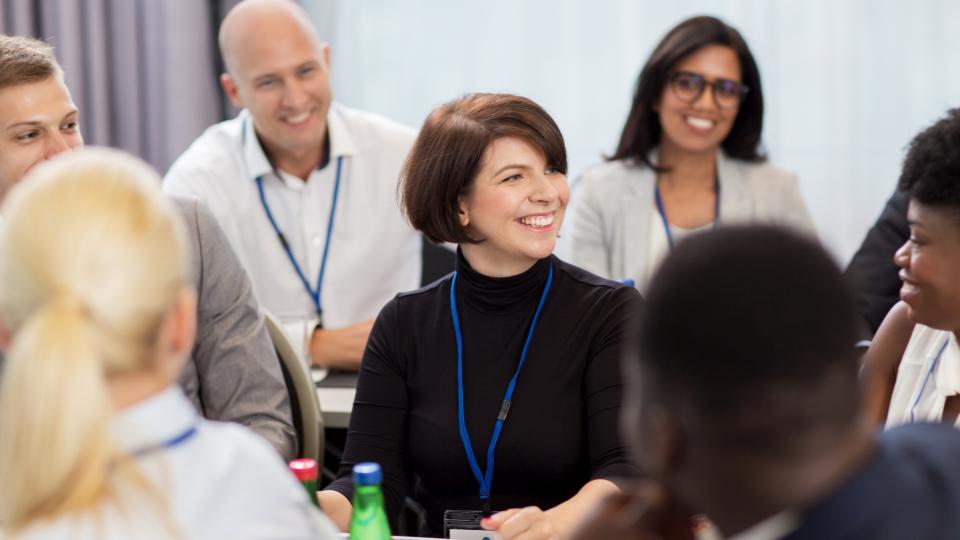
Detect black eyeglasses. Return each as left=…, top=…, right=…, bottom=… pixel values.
left=667, top=71, right=748, bottom=110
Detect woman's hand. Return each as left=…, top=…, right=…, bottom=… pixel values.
left=482, top=506, right=558, bottom=540
left=479, top=479, right=622, bottom=539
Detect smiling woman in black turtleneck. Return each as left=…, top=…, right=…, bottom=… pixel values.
left=320, top=93, right=642, bottom=539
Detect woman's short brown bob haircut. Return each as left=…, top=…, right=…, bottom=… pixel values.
left=401, top=93, right=567, bottom=245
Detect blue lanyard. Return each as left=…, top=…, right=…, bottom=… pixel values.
left=910, top=337, right=952, bottom=423
left=449, top=262, right=554, bottom=507
left=129, top=425, right=198, bottom=460
left=255, top=156, right=343, bottom=326
left=654, top=174, right=721, bottom=250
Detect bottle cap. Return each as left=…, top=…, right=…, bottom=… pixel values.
left=353, top=462, right=383, bottom=486
left=289, top=458, right=319, bottom=482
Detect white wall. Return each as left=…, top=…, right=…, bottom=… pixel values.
left=305, top=0, right=960, bottom=265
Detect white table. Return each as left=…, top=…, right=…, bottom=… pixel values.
left=317, top=387, right=355, bottom=428
left=337, top=535, right=442, bottom=540
left=313, top=368, right=356, bottom=429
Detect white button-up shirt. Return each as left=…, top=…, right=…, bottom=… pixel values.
left=164, top=104, right=421, bottom=358
left=10, top=387, right=339, bottom=540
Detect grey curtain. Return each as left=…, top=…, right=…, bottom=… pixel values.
left=1, top=0, right=241, bottom=172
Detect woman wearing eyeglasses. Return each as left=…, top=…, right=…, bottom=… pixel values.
left=570, top=16, right=816, bottom=291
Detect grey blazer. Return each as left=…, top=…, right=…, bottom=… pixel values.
left=172, top=195, right=296, bottom=461
left=570, top=151, right=817, bottom=288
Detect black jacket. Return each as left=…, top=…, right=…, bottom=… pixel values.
left=843, top=191, right=909, bottom=336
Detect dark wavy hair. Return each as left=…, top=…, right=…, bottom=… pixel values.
left=609, top=16, right=766, bottom=171
left=898, top=108, right=960, bottom=222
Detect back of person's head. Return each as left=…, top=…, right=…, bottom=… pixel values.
left=899, top=107, right=960, bottom=218
left=401, top=92, right=567, bottom=245
left=0, top=148, right=189, bottom=532
left=630, top=226, right=861, bottom=468
left=0, top=34, right=62, bottom=90
left=610, top=15, right=765, bottom=168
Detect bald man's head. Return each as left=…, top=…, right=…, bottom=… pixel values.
left=217, top=0, right=332, bottom=173
left=219, top=0, right=322, bottom=75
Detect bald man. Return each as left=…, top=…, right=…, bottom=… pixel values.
left=164, top=0, right=420, bottom=370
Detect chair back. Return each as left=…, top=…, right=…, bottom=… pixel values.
left=264, top=311, right=324, bottom=466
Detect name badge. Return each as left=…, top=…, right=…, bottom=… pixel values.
left=449, top=530, right=500, bottom=540
left=444, top=510, right=500, bottom=540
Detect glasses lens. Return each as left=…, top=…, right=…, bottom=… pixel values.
left=671, top=73, right=704, bottom=102
left=713, top=80, right=744, bottom=108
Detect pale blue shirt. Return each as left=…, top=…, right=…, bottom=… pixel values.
left=7, top=387, right=339, bottom=540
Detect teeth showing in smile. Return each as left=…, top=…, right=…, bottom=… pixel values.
left=520, top=214, right=554, bottom=228
left=685, top=116, right=715, bottom=129
left=286, top=112, right=310, bottom=124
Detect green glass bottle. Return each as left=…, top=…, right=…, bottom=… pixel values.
left=289, top=458, right=320, bottom=507
left=349, top=462, right=391, bottom=540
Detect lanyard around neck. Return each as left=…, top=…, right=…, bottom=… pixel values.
left=910, top=337, right=953, bottom=423
left=449, top=262, right=554, bottom=510
left=129, top=425, right=198, bottom=460
left=654, top=173, right=721, bottom=250
left=255, top=156, right=343, bottom=327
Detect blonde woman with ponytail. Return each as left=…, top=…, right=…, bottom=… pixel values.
left=0, top=148, right=337, bottom=540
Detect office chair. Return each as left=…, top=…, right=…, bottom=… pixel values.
left=264, top=311, right=324, bottom=467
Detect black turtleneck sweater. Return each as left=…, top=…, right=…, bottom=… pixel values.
left=326, top=252, right=642, bottom=535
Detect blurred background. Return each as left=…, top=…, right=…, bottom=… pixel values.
left=3, top=0, right=958, bottom=264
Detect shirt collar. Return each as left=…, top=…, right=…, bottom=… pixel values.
left=240, top=109, right=273, bottom=180
left=326, top=103, right=356, bottom=160
left=241, top=103, right=355, bottom=183
left=111, top=386, right=198, bottom=455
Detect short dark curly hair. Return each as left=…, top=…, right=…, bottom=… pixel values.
left=634, top=225, right=861, bottom=449
left=898, top=108, right=960, bottom=220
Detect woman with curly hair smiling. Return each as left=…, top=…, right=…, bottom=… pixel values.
left=863, top=108, right=960, bottom=427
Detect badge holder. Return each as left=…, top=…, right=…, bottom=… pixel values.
left=444, top=510, right=500, bottom=540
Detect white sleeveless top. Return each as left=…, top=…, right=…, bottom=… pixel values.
left=886, top=324, right=960, bottom=428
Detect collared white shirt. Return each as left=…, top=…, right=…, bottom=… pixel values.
left=164, top=103, right=421, bottom=359
left=10, top=387, right=339, bottom=540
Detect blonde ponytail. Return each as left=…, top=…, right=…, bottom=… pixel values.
left=0, top=148, right=189, bottom=533
left=0, top=294, right=117, bottom=530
